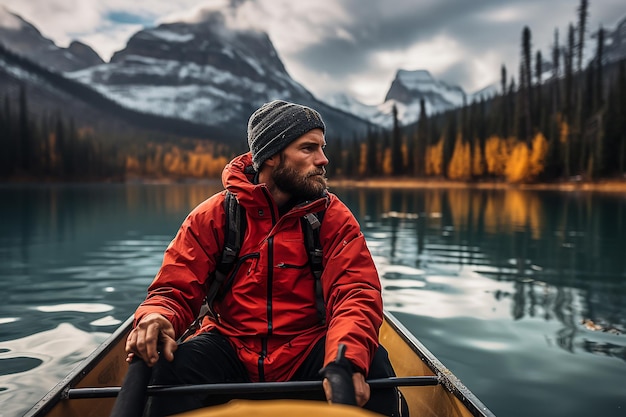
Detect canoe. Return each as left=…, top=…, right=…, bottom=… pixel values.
left=24, top=311, right=496, bottom=417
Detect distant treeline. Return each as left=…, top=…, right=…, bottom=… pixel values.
left=0, top=84, right=232, bottom=181
left=1, top=0, right=625, bottom=183
left=327, top=2, right=626, bottom=183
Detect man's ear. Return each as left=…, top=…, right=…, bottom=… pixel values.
left=265, top=154, right=279, bottom=167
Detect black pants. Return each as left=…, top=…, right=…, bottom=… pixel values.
left=146, top=331, right=405, bottom=417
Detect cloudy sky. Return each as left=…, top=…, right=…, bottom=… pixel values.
left=1, top=0, right=624, bottom=104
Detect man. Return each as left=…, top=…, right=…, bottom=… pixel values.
left=126, top=100, right=402, bottom=416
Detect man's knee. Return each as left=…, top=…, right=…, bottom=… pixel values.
left=368, top=345, right=396, bottom=379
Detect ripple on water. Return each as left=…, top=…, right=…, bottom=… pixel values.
left=34, top=303, right=114, bottom=313
left=0, top=322, right=110, bottom=417
left=90, top=315, right=122, bottom=327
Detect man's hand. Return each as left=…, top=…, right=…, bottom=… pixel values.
left=125, top=313, right=177, bottom=366
left=322, top=372, right=370, bottom=407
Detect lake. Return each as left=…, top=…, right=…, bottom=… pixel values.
left=0, top=182, right=624, bottom=417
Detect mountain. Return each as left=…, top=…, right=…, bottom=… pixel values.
left=63, top=10, right=370, bottom=140
left=326, top=69, right=476, bottom=129
left=0, top=40, right=235, bottom=144
left=0, top=7, right=370, bottom=143
left=0, top=6, right=103, bottom=72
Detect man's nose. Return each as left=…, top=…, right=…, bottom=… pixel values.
left=316, top=149, right=329, bottom=166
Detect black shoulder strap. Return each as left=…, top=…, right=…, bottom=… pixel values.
left=178, top=191, right=244, bottom=341
left=302, top=210, right=326, bottom=325
left=205, top=191, right=245, bottom=319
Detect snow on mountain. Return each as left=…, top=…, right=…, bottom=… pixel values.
left=468, top=82, right=500, bottom=102
left=0, top=6, right=103, bottom=72
left=62, top=10, right=369, bottom=137
left=327, top=69, right=471, bottom=129
left=387, top=69, right=465, bottom=108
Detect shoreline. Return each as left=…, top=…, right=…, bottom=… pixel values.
left=3, top=176, right=626, bottom=193
left=328, top=177, right=626, bottom=193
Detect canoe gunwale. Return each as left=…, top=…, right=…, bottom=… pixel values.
left=383, top=311, right=496, bottom=417
left=23, top=316, right=135, bottom=417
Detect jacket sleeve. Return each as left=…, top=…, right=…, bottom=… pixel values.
left=321, top=195, right=383, bottom=375
left=133, top=192, right=226, bottom=337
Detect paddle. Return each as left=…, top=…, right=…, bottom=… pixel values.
left=68, top=375, right=439, bottom=399
left=108, top=356, right=153, bottom=417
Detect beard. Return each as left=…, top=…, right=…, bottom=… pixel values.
left=272, top=161, right=328, bottom=202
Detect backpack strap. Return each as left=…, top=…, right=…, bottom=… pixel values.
left=178, top=191, right=245, bottom=341
left=205, top=191, right=246, bottom=320
left=302, top=210, right=326, bottom=325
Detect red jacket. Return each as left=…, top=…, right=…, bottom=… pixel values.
left=135, top=153, right=383, bottom=381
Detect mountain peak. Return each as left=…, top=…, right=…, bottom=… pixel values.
left=0, top=6, right=26, bottom=31
left=0, top=6, right=103, bottom=72
left=396, top=69, right=436, bottom=86
left=385, top=67, right=465, bottom=113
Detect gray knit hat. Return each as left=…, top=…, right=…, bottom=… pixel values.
left=248, top=100, right=326, bottom=170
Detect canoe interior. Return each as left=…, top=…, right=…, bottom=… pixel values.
left=26, top=312, right=494, bottom=417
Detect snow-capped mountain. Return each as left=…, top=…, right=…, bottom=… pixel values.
left=66, top=11, right=312, bottom=130
left=327, top=69, right=475, bottom=129
left=0, top=6, right=103, bottom=72
left=65, top=10, right=371, bottom=138
left=0, top=7, right=370, bottom=140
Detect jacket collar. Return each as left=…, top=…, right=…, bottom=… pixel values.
left=222, top=153, right=328, bottom=217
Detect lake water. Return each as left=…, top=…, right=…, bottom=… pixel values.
left=0, top=183, right=624, bottom=417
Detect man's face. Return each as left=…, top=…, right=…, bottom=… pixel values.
left=271, top=129, right=328, bottom=201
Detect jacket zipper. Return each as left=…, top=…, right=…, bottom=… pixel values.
left=258, top=187, right=276, bottom=380
left=258, top=338, right=267, bottom=382
left=267, top=235, right=274, bottom=336
left=276, top=262, right=307, bottom=269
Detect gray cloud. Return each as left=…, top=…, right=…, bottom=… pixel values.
left=1, top=0, right=624, bottom=104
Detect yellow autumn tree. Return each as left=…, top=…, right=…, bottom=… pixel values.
left=163, top=146, right=185, bottom=175
left=505, top=141, right=530, bottom=183
left=125, top=155, right=140, bottom=174
left=425, top=137, right=444, bottom=176
left=484, top=135, right=511, bottom=177
left=358, top=142, right=368, bottom=176
left=382, top=148, right=393, bottom=175
left=447, top=133, right=471, bottom=180
left=529, top=132, right=549, bottom=178
left=472, top=140, right=484, bottom=176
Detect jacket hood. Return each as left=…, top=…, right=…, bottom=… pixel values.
left=221, top=153, right=264, bottom=208
left=221, top=152, right=329, bottom=216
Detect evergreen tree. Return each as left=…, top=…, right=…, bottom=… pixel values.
left=499, top=64, right=510, bottom=139
left=415, top=99, right=428, bottom=176
left=390, top=104, right=403, bottom=175
left=551, top=29, right=561, bottom=115
left=0, top=95, right=10, bottom=176
left=442, top=111, right=457, bottom=178
left=577, top=0, right=589, bottom=73
left=18, top=84, right=31, bottom=174
left=594, top=27, right=604, bottom=111
left=605, top=60, right=626, bottom=175
left=535, top=50, right=545, bottom=136
left=520, top=26, right=533, bottom=143
left=562, top=23, right=576, bottom=178
left=365, top=126, right=380, bottom=177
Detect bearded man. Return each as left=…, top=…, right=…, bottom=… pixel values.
left=126, top=100, right=402, bottom=416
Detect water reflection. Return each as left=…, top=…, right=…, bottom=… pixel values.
left=334, top=186, right=626, bottom=362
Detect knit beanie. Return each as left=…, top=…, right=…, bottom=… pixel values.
left=248, top=100, right=326, bottom=170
